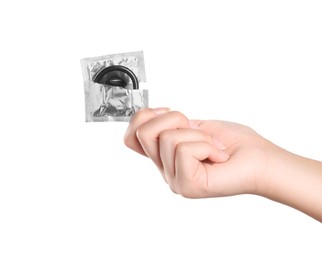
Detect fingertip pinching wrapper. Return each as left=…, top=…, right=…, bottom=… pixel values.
left=81, top=51, right=148, bottom=122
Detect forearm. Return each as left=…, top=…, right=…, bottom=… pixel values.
left=260, top=146, right=322, bottom=222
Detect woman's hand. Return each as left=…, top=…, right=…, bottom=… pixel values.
left=124, top=108, right=272, bottom=198
left=124, top=108, right=322, bottom=222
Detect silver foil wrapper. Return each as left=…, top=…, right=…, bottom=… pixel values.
left=81, top=51, right=148, bottom=122
left=86, top=83, right=148, bottom=122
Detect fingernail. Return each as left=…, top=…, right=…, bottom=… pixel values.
left=152, top=107, right=171, bottom=115
left=213, top=137, right=226, bottom=150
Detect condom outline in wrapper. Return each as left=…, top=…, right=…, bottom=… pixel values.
left=81, top=51, right=148, bottom=122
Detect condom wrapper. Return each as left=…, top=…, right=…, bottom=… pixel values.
left=81, top=51, right=148, bottom=122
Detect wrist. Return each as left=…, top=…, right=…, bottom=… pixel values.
left=256, top=143, right=322, bottom=222
left=256, top=143, right=292, bottom=198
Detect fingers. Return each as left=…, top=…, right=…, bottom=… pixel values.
left=124, top=108, right=230, bottom=193
left=124, top=108, right=190, bottom=185
left=132, top=110, right=191, bottom=172
left=159, top=129, right=229, bottom=181
left=160, top=129, right=229, bottom=195
left=124, top=109, right=263, bottom=199
left=174, top=141, right=229, bottom=198
left=124, top=108, right=170, bottom=156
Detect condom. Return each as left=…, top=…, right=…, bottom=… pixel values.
left=81, top=51, right=148, bottom=122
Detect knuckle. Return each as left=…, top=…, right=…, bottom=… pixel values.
left=179, top=185, right=198, bottom=199
left=133, top=108, right=151, bottom=119
left=168, top=184, right=179, bottom=195
left=197, top=131, right=212, bottom=143
left=168, top=111, right=189, bottom=124
left=123, top=128, right=137, bottom=149
left=179, top=182, right=207, bottom=199
left=130, top=108, right=154, bottom=126
left=123, top=134, right=131, bottom=148
left=176, top=142, right=189, bottom=156
left=159, top=129, right=175, bottom=143
left=135, top=126, right=146, bottom=142
left=176, top=169, right=208, bottom=199
left=176, top=174, right=197, bottom=198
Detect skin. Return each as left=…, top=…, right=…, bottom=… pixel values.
left=124, top=108, right=322, bottom=222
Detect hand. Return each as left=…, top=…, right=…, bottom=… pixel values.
left=124, top=108, right=272, bottom=198
left=124, top=108, right=322, bottom=222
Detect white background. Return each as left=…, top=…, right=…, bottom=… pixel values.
left=0, top=0, right=321, bottom=259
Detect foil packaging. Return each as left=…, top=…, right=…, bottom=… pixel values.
left=81, top=51, right=148, bottom=122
